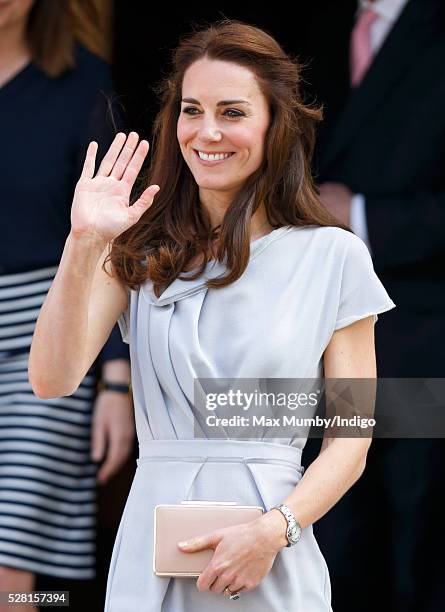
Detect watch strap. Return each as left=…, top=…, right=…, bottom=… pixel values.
left=97, top=380, right=131, bottom=394
left=273, top=503, right=301, bottom=547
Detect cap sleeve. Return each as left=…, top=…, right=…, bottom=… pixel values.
left=117, top=287, right=131, bottom=344
left=334, top=233, right=396, bottom=331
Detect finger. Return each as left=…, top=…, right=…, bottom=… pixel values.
left=91, top=419, right=106, bottom=463
left=80, top=141, right=98, bottom=179
left=178, top=530, right=220, bottom=552
left=228, top=580, right=245, bottom=593
left=97, top=450, right=120, bottom=484
left=110, top=131, right=140, bottom=180
left=128, top=185, right=160, bottom=223
left=196, top=563, right=219, bottom=591
left=121, top=139, right=150, bottom=188
left=97, top=440, right=126, bottom=484
left=97, top=132, right=127, bottom=177
left=211, top=575, right=234, bottom=595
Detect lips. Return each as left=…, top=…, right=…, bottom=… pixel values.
left=193, top=149, right=235, bottom=164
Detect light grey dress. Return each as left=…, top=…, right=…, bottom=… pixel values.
left=104, top=225, right=396, bottom=611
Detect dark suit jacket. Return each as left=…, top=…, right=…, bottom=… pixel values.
left=305, top=0, right=445, bottom=376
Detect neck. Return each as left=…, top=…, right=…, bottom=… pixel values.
left=199, top=187, right=231, bottom=230
left=0, top=17, right=30, bottom=85
left=199, top=187, right=273, bottom=239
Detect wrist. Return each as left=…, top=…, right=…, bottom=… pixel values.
left=101, top=358, right=131, bottom=381
left=68, top=228, right=108, bottom=251
left=97, top=379, right=131, bottom=395
left=272, top=503, right=303, bottom=547
left=255, top=509, right=289, bottom=553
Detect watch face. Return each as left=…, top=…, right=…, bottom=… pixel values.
left=287, top=523, right=301, bottom=544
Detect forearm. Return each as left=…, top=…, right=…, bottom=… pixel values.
left=28, top=133, right=157, bottom=399
left=285, top=438, right=369, bottom=526
left=29, top=231, right=107, bottom=397
left=261, top=438, right=370, bottom=549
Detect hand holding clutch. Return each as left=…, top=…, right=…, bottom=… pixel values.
left=153, top=500, right=264, bottom=577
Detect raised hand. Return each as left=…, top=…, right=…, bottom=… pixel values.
left=71, top=132, right=160, bottom=244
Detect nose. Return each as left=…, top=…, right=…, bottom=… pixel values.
left=199, top=118, right=223, bottom=142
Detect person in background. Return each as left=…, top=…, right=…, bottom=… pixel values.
left=0, top=0, right=134, bottom=608
left=302, top=1, right=445, bottom=610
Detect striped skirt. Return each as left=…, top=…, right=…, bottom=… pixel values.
left=0, top=266, right=98, bottom=579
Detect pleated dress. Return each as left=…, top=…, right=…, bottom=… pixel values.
left=105, top=224, right=396, bottom=611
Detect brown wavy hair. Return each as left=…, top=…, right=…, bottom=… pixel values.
left=108, top=19, right=352, bottom=297
left=27, top=0, right=111, bottom=77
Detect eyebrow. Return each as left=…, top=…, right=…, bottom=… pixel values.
left=181, top=98, right=251, bottom=106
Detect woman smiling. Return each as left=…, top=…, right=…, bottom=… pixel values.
left=29, top=19, right=395, bottom=611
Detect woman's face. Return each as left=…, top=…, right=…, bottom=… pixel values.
left=0, top=0, right=34, bottom=31
left=177, top=57, right=271, bottom=197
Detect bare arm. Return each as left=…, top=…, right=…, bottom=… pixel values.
left=28, top=234, right=125, bottom=398
left=28, top=132, right=160, bottom=398
left=260, top=315, right=376, bottom=546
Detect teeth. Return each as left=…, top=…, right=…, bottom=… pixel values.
left=197, top=151, right=233, bottom=162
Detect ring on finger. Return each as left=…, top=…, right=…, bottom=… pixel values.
left=223, top=586, right=241, bottom=600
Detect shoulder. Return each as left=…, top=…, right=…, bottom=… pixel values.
left=57, top=44, right=112, bottom=94
left=266, top=225, right=372, bottom=278
left=73, top=44, right=111, bottom=83
left=54, top=44, right=115, bottom=123
left=281, top=224, right=366, bottom=256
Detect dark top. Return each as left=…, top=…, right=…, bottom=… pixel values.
left=303, top=0, right=445, bottom=377
left=0, top=44, right=128, bottom=363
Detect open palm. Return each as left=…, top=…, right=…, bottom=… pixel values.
left=71, top=131, right=160, bottom=244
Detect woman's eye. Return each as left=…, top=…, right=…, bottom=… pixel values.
left=181, top=107, right=244, bottom=118
left=182, top=107, right=200, bottom=115
left=224, top=109, right=244, bottom=118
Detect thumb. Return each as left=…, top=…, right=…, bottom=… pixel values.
left=91, top=416, right=106, bottom=463
left=129, top=184, right=160, bottom=221
left=178, top=531, right=222, bottom=552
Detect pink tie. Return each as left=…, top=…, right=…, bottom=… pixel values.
left=350, top=8, right=379, bottom=87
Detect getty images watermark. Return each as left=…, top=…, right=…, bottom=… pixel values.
left=204, top=388, right=375, bottom=430
left=191, top=378, right=445, bottom=439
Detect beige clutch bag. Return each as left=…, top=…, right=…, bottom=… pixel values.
left=153, top=500, right=264, bottom=577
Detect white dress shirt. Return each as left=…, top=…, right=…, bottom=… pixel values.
left=350, top=0, right=410, bottom=253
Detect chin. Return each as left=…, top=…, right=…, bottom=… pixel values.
left=198, top=183, right=238, bottom=194
left=195, top=176, right=234, bottom=191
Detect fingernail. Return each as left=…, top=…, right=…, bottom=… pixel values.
left=178, top=540, right=189, bottom=547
